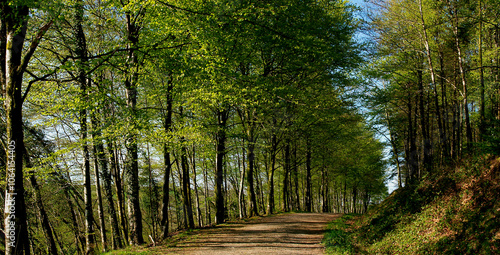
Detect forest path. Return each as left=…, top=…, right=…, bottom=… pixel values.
left=155, top=213, right=341, bottom=255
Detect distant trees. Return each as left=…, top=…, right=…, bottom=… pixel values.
left=366, top=0, right=500, bottom=186
left=1, top=0, right=387, bottom=254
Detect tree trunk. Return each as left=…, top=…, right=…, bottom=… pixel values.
left=439, top=50, right=450, bottom=159
left=305, top=139, right=312, bottom=212
left=1, top=3, right=32, bottom=254
left=181, top=142, right=195, bottom=229
left=94, top=130, right=122, bottom=249
left=293, top=145, right=299, bottom=211
left=418, top=68, right=432, bottom=174
left=145, top=143, right=159, bottom=241
left=178, top=107, right=195, bottom=229
left=267, top=131, right=277, bottom=215
left=160, top=76, right=173, bottom=239
left=247, top=137, right=259, bottom=217
left=74, top=1, right=96, bottom=252
left=215, top=108, right=229, bottom=224
left=418, top=0, right=444, bottom=163
left=283, top=140, right=290, bottom=212
left=107, top=140, right=128, bottom=243
left=203, top=162, right=211, bottom=225
left=352, top=185, right=357, bottom=214
left=322, top=164, right=329, bottom=213
left=453, top=10, right=473, bottom=146
left=407, top=85, right=418, bottom=184
left=191, top=147, right=202, bottom=227
left=238, top=142, right=246, bottom=219
left=92, top=141, right=107, bottom=253
left=28, top=170, right=57, bottom=255
left=478, top=0, right=485, bottom=139
left=342, top=180, right=347, bottom=214
left=124, top=12, right=144, bottom=245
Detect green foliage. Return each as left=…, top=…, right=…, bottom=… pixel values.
left=323, top=214, right=358, bottom=255
left=1, top=0, right=388, bottom=253
left=348, top=156, right=500, bottom=254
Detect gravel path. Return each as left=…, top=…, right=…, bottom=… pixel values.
left=161, top=213, right=341, bottom=255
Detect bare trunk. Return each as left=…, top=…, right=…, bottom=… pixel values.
left=28, top=171, right=57, bottom=255
left=283, top=141, right=290, bottom=212
left=74, top=1, right=95, bottom=252
left=191, top=148, right=202, bottom=227
left=215, top=108, right=228, bottom=224
left=92, top=143, right=107, bottom=253
left=124, top=12, right=144, bottom=245
left=247, top=138, right=259, bottom=217
left=203, top=162, right=211, bottom=225
left=453, top=11, right=473, bottom=145
left=267, top=131, right=277, bottom=215
left=107, top=141, right=128, bottom=243
left=94, top=131, right=122, bottom=249
left=178, top=106, right=195, bottom=229
left=305, top=139, right=312, bottom=212
left=478, top=0, right=485, bottom=138
left=238, top=142, right=246, bottom=219
left=292, top=145, right=299, bottom=211
left=160, top=76, right=173, bottom=238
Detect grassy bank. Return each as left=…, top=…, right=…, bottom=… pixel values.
left=324, top=155, right=500, bottom=254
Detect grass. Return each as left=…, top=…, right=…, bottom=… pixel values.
left=340, top=154, right=500, bottom=254
left=323, top=214, right=358, bottom=254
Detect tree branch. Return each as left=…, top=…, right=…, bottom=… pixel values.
left=18, top=20, right=53, bottom=75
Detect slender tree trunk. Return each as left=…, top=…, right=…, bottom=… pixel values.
left=407, top=85, right=418, bottom=183
left=74, top=1, right=95, bottom=252
left=82, top=99, right=94, bottom=255
left=107, top=140, right=128, bottom=243
left=215, top=108, right=228, bottom=224
left=181, top=143, right=195, bottom=229
left=352, top=185, right=357, bottom=214
left=419, top=0, right=444, bottom=163
left=342, top=180, right=347, bottom=214
left=94, top=133, right=122, bottom=249
left=28, top=170, right=57, bottom=255
left=256, top=163, right=265, bottom=214
left=322, top=165, right=329, bottom=213
left=283, top=140, right=290, bottom=212
left=203, top=162, right=211, bottom=225
left=238, top=142, right=246, bottom=219
left=267, top=131, right=277, bottom=215
left=145, top=143, right=159, bottom=241
left=160, top=76, right=173, bottom=238
left=293, top=145, right=299, bottom=211
left=247, top=137, right=259, bottom=217
left=92, top=143, right=107, bottom=253
left=305, top=139, right=312, bottom=212
left=91, top=112, right=109, bottom=252
left=439, top=50, right=450, bottom=159
left=453, top=10, right=473, bottom=145
left=478, top=0, right=486, bottom=139
left=191, top=147, right=202, bottom=227
left=178, top=108, right=195, bottom=229
left=124, top=11, right=144, bottom=245
left=417, top=68, right=432, bottom=174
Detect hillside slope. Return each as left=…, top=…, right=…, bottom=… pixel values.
left=328, top=155, right=500, bottom=254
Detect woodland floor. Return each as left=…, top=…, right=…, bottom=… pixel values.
left=134, top=213, right=341, bottom=255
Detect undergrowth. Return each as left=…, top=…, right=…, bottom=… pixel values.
left=329, top=154, right=500, bottom=254
left=323, top=214, right=358, bottom=254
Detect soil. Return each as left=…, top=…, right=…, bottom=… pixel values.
left=156, top=213, right=341, bottom=255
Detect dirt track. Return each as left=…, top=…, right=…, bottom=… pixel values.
left=161, top=213, right=341, bottom=255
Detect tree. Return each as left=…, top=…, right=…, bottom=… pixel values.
left=1, top=1, right=51, bottom=254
